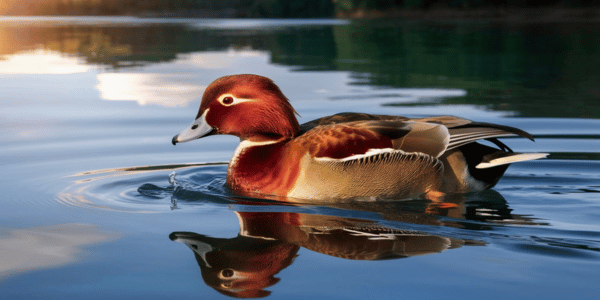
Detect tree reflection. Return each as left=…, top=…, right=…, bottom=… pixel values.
left=2, top=20, right=599, bottom=117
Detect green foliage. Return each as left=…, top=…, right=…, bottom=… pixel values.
left=334, top=0, right=355, bottom=12
left=247, top=0, right=335, bottom=18
left=331, top=0, right=600, bottom=12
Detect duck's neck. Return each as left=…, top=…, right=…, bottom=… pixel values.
left=227, top=139, right=302, bottom=197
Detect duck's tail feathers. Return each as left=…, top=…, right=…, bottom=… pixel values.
left=446, top=122, right=534, bottom=151
left=442, top=142, right=547, bottom=192
left=475, top=152, right=549, bottom=169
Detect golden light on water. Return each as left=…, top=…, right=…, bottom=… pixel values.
left=1, top=0, right=105, bottom=15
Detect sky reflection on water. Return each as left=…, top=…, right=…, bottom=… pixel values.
left=0, top=49, right=93, bottom=74
left=0, top=223, right=119, bottom=280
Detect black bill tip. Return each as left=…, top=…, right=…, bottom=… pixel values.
left=171, top=135, right=179, bottom=146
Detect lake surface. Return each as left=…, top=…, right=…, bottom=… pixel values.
left=1, top=17, right=599, bottom=299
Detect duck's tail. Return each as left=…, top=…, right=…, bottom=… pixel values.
left=440, top=140, right=548, bottom=193
left=475, top=151, right=549, bottom=169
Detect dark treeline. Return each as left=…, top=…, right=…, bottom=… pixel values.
left=2, top=0, right=600, bottom=18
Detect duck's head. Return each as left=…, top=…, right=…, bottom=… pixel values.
left=172, top=74, right=300, bottom=145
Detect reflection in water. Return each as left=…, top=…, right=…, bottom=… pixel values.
left=171, top=230, right=296, bottom=298
left=170, top=190, right=541, bottom=298
left=0, top=49, right=93, bottom=74
left=183, top=50, right=268, bottom=70
left=95, top=49, right=268, bottom=107
left=0, top=25, right=134, bottom=66
left=52, top=162, right=599, bottom=298
left=0, top=223, right=118, bottom=279
left=170, top=212, right=465, bottom=298
left=96, top=73, right=206, bottom=107
left=3, top=20, right=599, bottom=116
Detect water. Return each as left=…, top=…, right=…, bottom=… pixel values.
left=1, top=17, right=599, bottom=299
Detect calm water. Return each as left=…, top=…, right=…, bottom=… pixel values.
left=1, top=17, right=599, bottom=299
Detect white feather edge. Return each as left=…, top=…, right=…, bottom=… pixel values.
left=234, top=140, right=548, bottom=169
left=475, top=153, right=549, bottom=169
left=314, top=148, right=399, bottom=162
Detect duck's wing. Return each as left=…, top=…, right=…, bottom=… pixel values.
left=299, top=113, right=409, bottom=134
left=296, top=119, right=450, bottom=159
left=413, top=116, right=534, bottom=150
left=300, top=114, right=535, bottom=155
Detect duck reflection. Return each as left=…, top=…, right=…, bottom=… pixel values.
left=331, top=189, right=544, bottom=229
left=169, top=190, right=537, bottom=298
left=170, top=212, right=464, bottom=298
left=170, top=229, right=296, bottom=298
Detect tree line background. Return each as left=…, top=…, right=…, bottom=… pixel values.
left=2, top=0, right=599, bottom=18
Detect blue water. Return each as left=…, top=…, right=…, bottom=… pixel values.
left=1, top=17, right=599, bottom=299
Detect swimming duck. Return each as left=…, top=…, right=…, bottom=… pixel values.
left=172, top=74, right=547, bottom=201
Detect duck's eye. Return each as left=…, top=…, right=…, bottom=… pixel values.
left=191, top=124, right=198, bottom=130
left=219, top=94, right=253, bottom=106
left=222, top=96, right=234, bottom=105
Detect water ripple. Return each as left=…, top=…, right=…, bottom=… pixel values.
left=55, top=159, right=600, bottom=259
left=57, top=162, right=231, bottom=213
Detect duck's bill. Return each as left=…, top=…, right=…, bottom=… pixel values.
left=169, top=232, right=214, bottom=268
left=172, top=111, right=215, bottom=145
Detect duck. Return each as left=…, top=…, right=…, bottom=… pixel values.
left=172, top=74, right=547, bottom=201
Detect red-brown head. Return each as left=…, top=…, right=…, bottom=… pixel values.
left=172, top=74, right=300, bottom=145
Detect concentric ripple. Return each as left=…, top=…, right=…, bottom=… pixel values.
left=57, top=162, right=232, bottom=213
